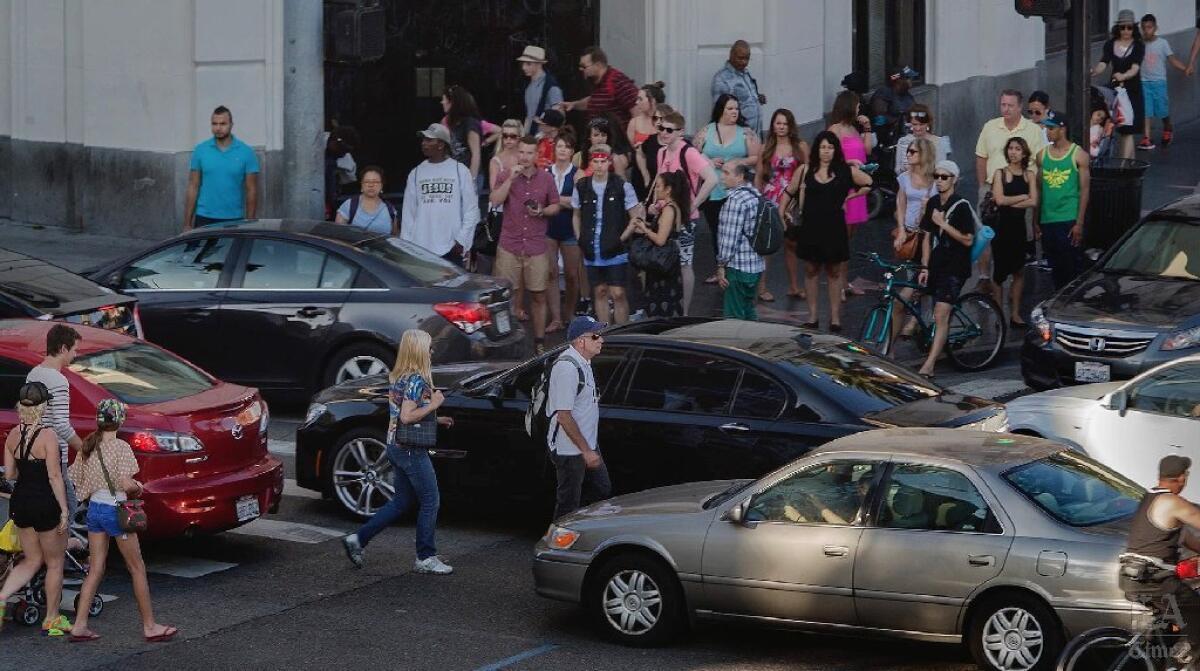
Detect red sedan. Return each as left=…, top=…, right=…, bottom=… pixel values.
left=0, top=320, right=283, bottom=538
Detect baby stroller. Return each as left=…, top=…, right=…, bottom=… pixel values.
left=1, top=528, right=102, bottom=629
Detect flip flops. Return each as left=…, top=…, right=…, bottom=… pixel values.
left=43, top=615, right=72, bottom=637
left=69, top=631, right=101, bottom=643
left=144, top=625, right=178, bottom=643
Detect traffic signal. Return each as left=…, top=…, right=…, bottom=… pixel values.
left=1014, top=0, right=1070, bottom=18
left=332, top=1, right=386, bottom=63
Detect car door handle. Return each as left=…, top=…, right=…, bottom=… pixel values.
left=823, top=545, right=849, bottom=557
left=296, top=306, right=327, bottom=318
left=719, top=422, right=751, bottom=433
left=968, top=554, right=995, bottom=567
left=184, top=308, right=211, bottom=321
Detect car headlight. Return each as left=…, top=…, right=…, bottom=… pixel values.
left=1030, top=305, right=1052, bottom=343
left=959, top=408, right=1009, bottom=433
left=543, top=525, right=581, bottom=550
left=303, top=402, right=327, bottom=427
left=1162, top=325, right=1200, bottom=351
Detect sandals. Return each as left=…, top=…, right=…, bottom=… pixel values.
left=69, top=630, right=102, bottom=643
left=545, top=320, right=564, bottom=334
left=801, top=321, right=820, bottom=330
left=787, top=289, right=806, bottom=299
left=43, top=615, right=72, bottom=637
left=758, top=291, right=775, bottom=302
left=144, top=624, right=178, bottom=643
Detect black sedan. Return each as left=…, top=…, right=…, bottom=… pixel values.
left=1022, top=194, right=1200, bottom=390
left=297, top=318, right=1008, bottom=519
left=0, top=247, right=140, bottom=337
left=84, top=220, right=523, bottom=398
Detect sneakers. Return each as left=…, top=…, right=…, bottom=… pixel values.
left=1162, top=130, right=1174, bottom=146
left=342, top=534, right=364, bottom=568
left=1137, top=137, right=1156, bottom=150
left=414, top=556, right=454, bottom=575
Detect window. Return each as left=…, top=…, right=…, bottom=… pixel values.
left=123, top=237, right=234, bottom=290
left=1100, top=220, right=1200, bottom=280
left=70, top=343, right=214, bottom=404
left=623, top=350, right=740, bottom=414
left=1045, top=2, right=1109, bottom=54
left=732, top=370, right=787, bottom=419
left=853, top=0, right=925, bottom=89
left=781, top=344, right=939, bottom=417
left=505, top=346, right=626, bottom=401
left=1127, top=363, right=1200, bottom=419
left=241, top=240, right=340, bottom=290
left=878, top=464, right=1000, bottom=533
left=0, top=358, right=33, bottom=409
left=746, top=460, right=880, bottom=525
left=358, top=237, right=463, bottom=285
left=1004, top=451, right=1142, bottom=526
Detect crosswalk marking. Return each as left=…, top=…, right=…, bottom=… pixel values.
left=268, top=438, right=295, bottom=456
left=60, top=587, right=118, bottom=612
left=226, top=518, right=347, bottom=544
left=145, top=556, right=238, bottom=579
left=284, top=478, right=322, bottom=500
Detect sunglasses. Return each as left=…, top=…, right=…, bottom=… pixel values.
left=906, top=147, right=919, bottom=155
left=1026, top=108, right=1045, bottom=116
left=502, top=133, right=519, bottom=139
left=909, top=112, right=928, bottom=119
left=934, top=173, right=954, bottom=181
left=1119, top=24, right=1134, bottom=30
left=656, top=124, right=681, bottom=133
left=584, top=333, right=603, bottom=341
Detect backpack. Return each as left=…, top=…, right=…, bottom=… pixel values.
left=659, top=141, right=702, bottom=198
left=345, top=195, right=398, bottom=229
left=524, top=355, right=586, bottom=448
left=945, top=198, right=994, bottom=264
left=745, top=192, right=784, bottom=256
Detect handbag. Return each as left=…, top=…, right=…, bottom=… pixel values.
left=96, top=446, right=147, bottom=534
left=891, top=228, right=923, bottom=261
left=978, top=190, right=999, bottom=226
left=393, top=378, right=439, bottom=448
left=1111, top=85, right=1134, bottom=127
left=784, top=164, right=806, bottom=241
left=627, top=233, right=679, bottom=275
left=0, top=519, right=21, bottom=553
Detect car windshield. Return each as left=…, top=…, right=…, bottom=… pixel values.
left=1003, top=451, right=1143, bottom=527
left=780, top=343, right=940, bottom=415
left=357, top=237, right=464, bottom=285
left=70, top=343, right=215, bottom=404
left=1101, top=219, right=1200, bottom=281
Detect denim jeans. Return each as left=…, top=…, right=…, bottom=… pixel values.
left=552, top=452, right=612, bottom=521
left=1039, top=222, right=1085, bottom=289
left=355, top=445, right=440, bottom=560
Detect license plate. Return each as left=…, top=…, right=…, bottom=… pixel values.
left=1075, top=361, right=1111, bottom=383
left=494, top=310, right=511, bottom=335
left=235, top=495, right=260, bottom=522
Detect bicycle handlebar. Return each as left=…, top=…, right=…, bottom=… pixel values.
left=856, top=251, right=925, bottom=272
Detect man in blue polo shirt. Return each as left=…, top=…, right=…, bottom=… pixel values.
left=184, top=105, right=260, bottom=230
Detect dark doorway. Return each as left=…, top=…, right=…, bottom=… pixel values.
left=323, top=0, right=599, bottom=206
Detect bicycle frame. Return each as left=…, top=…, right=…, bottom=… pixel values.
left=859, top=252, right=987, bottom=351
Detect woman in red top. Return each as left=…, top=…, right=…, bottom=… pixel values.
left=756, top=108, right=809, bottom=301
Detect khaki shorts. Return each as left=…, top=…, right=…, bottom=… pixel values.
left=495, top=247, right=549, bottom=292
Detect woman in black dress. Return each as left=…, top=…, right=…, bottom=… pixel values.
left=781, top=131, right=872, bottom=331
left=624, top=171, right=687, bottom=317
left=990, top=138, right=1039, bottom=328
left=1092, top=10, right=1144, bottom=159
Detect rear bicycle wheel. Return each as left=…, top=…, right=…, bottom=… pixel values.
left=858, top=305, right=893, bottom=356
left=1055, top=627, right=1154, bottom=671
left=946, top=292, right=1007, bottom=371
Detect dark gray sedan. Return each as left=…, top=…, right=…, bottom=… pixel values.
left=533, top=429, right=1144, bottom=671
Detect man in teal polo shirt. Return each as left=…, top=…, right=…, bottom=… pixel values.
left=184, top=106, right=260, bottom=230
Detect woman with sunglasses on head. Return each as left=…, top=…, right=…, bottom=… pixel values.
left=756, top=108, right=810, bottom=301
left=890, top=137, right=937, bottom=345
left=990, top=137, right=1038, bottom=328
left=579, top=114, right=633, bottom=181
left=917, top=161, right=976, bottom=379
left=66, top=399, right=176, bottom=643
left=1091, top=9, right=1144, bottom=159
left=893, top=104, right=950, bottom=176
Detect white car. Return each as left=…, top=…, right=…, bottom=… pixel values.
left=1006, top=354, right=1200, bottom=498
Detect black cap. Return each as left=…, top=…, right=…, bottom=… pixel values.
left=18, top=381, right=51, bottom=407
left=1160, top=455, right=1192, bottom=479
left=536, top=109, right=565, bottom=128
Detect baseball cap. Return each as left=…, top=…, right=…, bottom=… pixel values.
left=1041, top=110, right=1067, bottom=128
left=567, top=316, right=607, bottom=342
left=18, top=381, right=51, bottom=407
left=417, top=123, right=453, bottom=146
left=890, top=66, right=920, bottom=81
left=96, top=398, right=127, bottom=426
left=1160, top=455, right=1192, bottom=479
left=535, top=109, right=565, bottom=128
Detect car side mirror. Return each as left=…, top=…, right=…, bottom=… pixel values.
left=484, top=383, right=503, bottom=407
left=724, top=502, right=745, bottom=524
left=107, top=272, right=122, bottom=288
left=1105, top=389, right=1128, bottom=416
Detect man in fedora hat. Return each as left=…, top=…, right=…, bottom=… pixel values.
left=518, top=45, right=563, bottom=134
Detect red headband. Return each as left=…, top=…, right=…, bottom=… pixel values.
left=590, top=152, right=610, bottom=161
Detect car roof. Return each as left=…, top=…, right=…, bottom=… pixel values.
left=0, top=318, right=137, bottom=360
left=610, top=318, right=850, bottom=355
left=180, top=219, right=384, bottom=246
left=1148, top=194, right=1200, bottom=221
left=0, top=247, right=128, bottom=311
left=809, top=428, right=1062, bottom=470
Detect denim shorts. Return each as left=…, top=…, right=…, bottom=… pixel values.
left=86, top=501, right=125, bottom=537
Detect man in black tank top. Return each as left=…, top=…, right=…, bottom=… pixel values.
left=1125, top=455, right=1200, bottom=655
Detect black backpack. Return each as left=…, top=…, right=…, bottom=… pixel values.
left=745, top=193, right=784, bottom=256
left=524, top=355, right=585, bottom=446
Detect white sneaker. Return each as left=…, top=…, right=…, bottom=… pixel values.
left=414, top=556, right=453, bottom=575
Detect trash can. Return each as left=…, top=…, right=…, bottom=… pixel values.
left=1085, top=157, right=1149, bottom=252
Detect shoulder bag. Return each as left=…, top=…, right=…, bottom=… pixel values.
left=96, top=446, right=148, bottom=533
left=627, top=204, right=680, bottom=275
left=393, top=377, right=439, bottom=448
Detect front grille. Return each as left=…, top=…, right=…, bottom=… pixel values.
left=1054, top=325, right=1156, bottom=357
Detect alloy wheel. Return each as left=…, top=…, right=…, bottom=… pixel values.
left=981, top=606, right=1044, bottom=671
left=335, top=355, right=389, bottom=384
left=602, top=569, right=663, bottom=636
left=332, top=437, right=394, bottom=518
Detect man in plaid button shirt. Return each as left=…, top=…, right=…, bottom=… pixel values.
left=715, top=163, right=764, bottom=320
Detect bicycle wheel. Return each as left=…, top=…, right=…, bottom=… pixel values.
left=946, top=292, right=1007, bottom=371
left=1056, top=627, right=1154, bottom=671
left=858, top=305, right=893, bottom=356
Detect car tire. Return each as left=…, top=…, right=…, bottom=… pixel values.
left=323, top=342, right=394, bottom=388
left=968, top=592, right=1063, bottom=671
left=588, top=552, right=685, bottom=647
left=325, top=427, right=395, bottom=520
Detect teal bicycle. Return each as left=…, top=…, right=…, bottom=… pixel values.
left=857, top=252, right=1007, bottom=371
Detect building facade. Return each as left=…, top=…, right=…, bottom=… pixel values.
left=1, top=0, right=1197, bottom=237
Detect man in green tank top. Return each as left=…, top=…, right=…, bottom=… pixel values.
left=1035, top=111, right=1091, bottom=288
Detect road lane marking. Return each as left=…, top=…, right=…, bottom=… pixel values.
left=226, top=518, right=347, bottom=544
left=145, top=556, right=238, bottom=579
left=472, top=643, right=560, bottom=671
left=268, top=439, right=295, bottom=456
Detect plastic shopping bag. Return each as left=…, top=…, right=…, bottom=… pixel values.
left=0, top=520, right=21, bottom=553
left=1111, top=86, right=1134, bottom=127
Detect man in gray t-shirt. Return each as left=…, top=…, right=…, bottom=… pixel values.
left=546, top=316, right=611, bottom=520
left=26, top=324, right=84, bottom=518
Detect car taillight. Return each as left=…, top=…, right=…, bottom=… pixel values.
left=433, top=302, right=492, bottom=334
left=1177, top=557, right=1200, bottom=580
left=126, top=430, right=204, bottom=454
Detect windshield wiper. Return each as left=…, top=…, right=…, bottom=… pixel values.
left=704, top=480, right=753, bottom=509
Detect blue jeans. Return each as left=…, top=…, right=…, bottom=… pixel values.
left=354, top=445, right=440, bottom=559
left=1039, top=222, right=1085, bottom=289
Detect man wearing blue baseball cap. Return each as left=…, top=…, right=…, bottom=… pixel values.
left=545, top=316, right=611, bottom=519
left=1034, top=109, right=1090, bottom=289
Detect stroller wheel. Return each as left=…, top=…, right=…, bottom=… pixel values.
left=18, top=603, right=41, bottom=626
left=32, top=586, right=46, bottom=606
left=75, top=593, right=103, bottom=617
